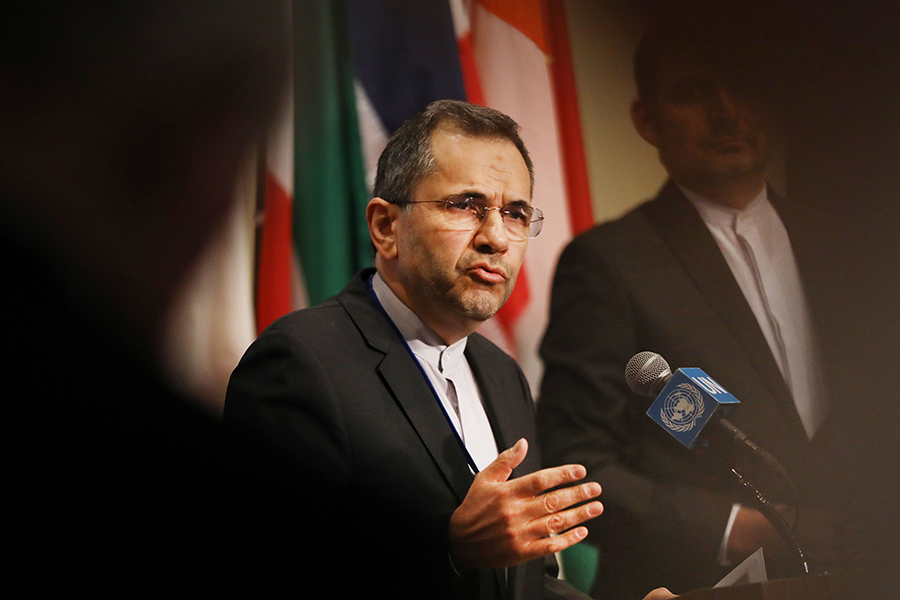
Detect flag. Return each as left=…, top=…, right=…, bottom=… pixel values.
left=162, top=151, right=260, bottom=409
left=255, top=76, right=306, bottom=335
left=293, top=0, right=372, bottom=308
left=257, top=0, right=372, bottom=335
left=250, top=0, right=593, bottom=389
left=161, top=2, right=296, bottom=406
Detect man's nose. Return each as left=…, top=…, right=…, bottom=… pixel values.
left=708, top=87, right=741, bottom=121
left=473, top=208, right=510, bottom=254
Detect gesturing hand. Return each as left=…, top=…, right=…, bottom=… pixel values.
left=448, top=438, right=603, bottom=570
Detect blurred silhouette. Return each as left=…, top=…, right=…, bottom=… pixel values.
left=1, top=1, right=297, bottom=591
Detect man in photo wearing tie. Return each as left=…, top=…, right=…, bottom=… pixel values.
left=225, top=100, right=676, bottom=599
left=536, top=3, right=837, bottom=599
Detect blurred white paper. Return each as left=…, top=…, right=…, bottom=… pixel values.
left=714, top=548, right=768, bottom=587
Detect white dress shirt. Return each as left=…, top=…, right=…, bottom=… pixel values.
left=685, top=186, right=827, bottom=439
left=372, top=272, right=500, bottom=472
left=683, top=185, right=828, bottom=562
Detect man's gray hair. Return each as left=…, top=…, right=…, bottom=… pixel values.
left=373, top=99, right=534, bottom=206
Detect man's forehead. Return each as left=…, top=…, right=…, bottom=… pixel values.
left=657, top=49, right=765, bottom=91
left=428, top=127, right=511, bottom=154
left=416, top=125, right=533, bottom=199
left=429, top=130, right=526, bottom=174
left=657, top=53, right=722, bottom=83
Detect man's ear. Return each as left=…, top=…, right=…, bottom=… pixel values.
left=367, top=197, right=401, bottom=261
left=631, top=99, right=660, bottom=148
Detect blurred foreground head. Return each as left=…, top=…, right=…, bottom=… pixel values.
left=0, top=1, right=287, bottom=356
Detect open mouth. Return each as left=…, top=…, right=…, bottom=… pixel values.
left=467, top=264, right=507, bottom=284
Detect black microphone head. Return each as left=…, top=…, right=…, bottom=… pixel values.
left=625, top=352, right=673, bottom=397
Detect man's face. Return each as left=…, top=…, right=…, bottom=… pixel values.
left=634, top=54, right=772, bottom=195
left=392, top=128, right=531, bottom=342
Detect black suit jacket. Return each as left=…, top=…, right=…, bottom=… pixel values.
left=225, top=269, right=587, bottom=599
left=537, top=182, right=831, bottom=599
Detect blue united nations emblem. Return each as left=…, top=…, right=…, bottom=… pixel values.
left=660, top=382, right=705, bottom=432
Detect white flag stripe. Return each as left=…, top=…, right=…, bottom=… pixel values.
left=266, top=82, right=295, bottom=195
left=162, top=151, right=259, bottom=410
left=354, top=79, right=391, bottom=194
left=467, top=3, right=575, bottom=391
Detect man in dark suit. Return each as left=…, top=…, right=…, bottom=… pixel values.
left=224, top=100, right=662, bottom=599
left=537, top=4, right=837, bottom=599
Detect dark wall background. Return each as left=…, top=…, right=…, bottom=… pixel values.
left=780, top=2, right=900, bottom=572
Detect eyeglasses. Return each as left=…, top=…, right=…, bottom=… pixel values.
left=407, top=195, right=544, bottom=240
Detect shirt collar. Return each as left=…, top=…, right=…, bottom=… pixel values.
left=681, top=184, right=770, bottom=229
left=371, top=271, right=468, bottom=373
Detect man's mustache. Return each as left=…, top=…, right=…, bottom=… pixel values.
left=460, top=256, right=514, bottom=280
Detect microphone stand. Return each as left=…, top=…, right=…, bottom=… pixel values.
left=729, top=466, right=818, bottom=577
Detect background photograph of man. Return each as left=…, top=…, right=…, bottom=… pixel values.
left=537, top=2, right=838, bottom=598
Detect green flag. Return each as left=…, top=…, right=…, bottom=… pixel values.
left=293, top=0, right=371, bottom=305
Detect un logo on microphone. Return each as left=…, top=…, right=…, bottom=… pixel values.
left=647, top=367, right=739, bottom=448
left=660, top=383, right=705, bottom=432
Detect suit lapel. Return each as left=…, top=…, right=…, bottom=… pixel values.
left=378, top=348, right=475, bottom=502
left=341, top=272, right=525, bottom=600
left=338, top=271, right=474, bottom=504
left=466, top=345, right=512, bottom=453
left=466, top=336, right=531, bottom=600
left=642, top=182, right=794, bottom=407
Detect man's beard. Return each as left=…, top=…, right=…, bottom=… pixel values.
left=447, top=277, right=516, bottom=322
left=422, top=259, right=518, bottom=323
left=448, top=255, right=518, bottom=321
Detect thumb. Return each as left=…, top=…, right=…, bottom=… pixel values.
left=642, top=588, right=677, bottom=600
left=479, top=438, right=528, bottom=483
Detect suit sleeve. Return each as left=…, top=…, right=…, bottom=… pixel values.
left=536, top=234, right=735, bottom=584
left=224, top=326, right=352, bottom=492
left=224, top=321, right=477, bottom=596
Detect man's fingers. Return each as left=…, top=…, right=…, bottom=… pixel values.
left=536, top=499, right=604, bottom=537
left=515, top=498, right=603, bottom=563
left=522, top=525, right=590, bottom=561
left=536, top=481, right=602, bottom=517
left=477, top=438, right=528, bottom=483
left=451, top=452, right=603, bottom=569
left=511, top=463, right=589, bottom=496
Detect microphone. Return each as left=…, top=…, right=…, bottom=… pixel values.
left=625, top=352, right=775, bottom=463
left=626, top=352, right=813, bottom=576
